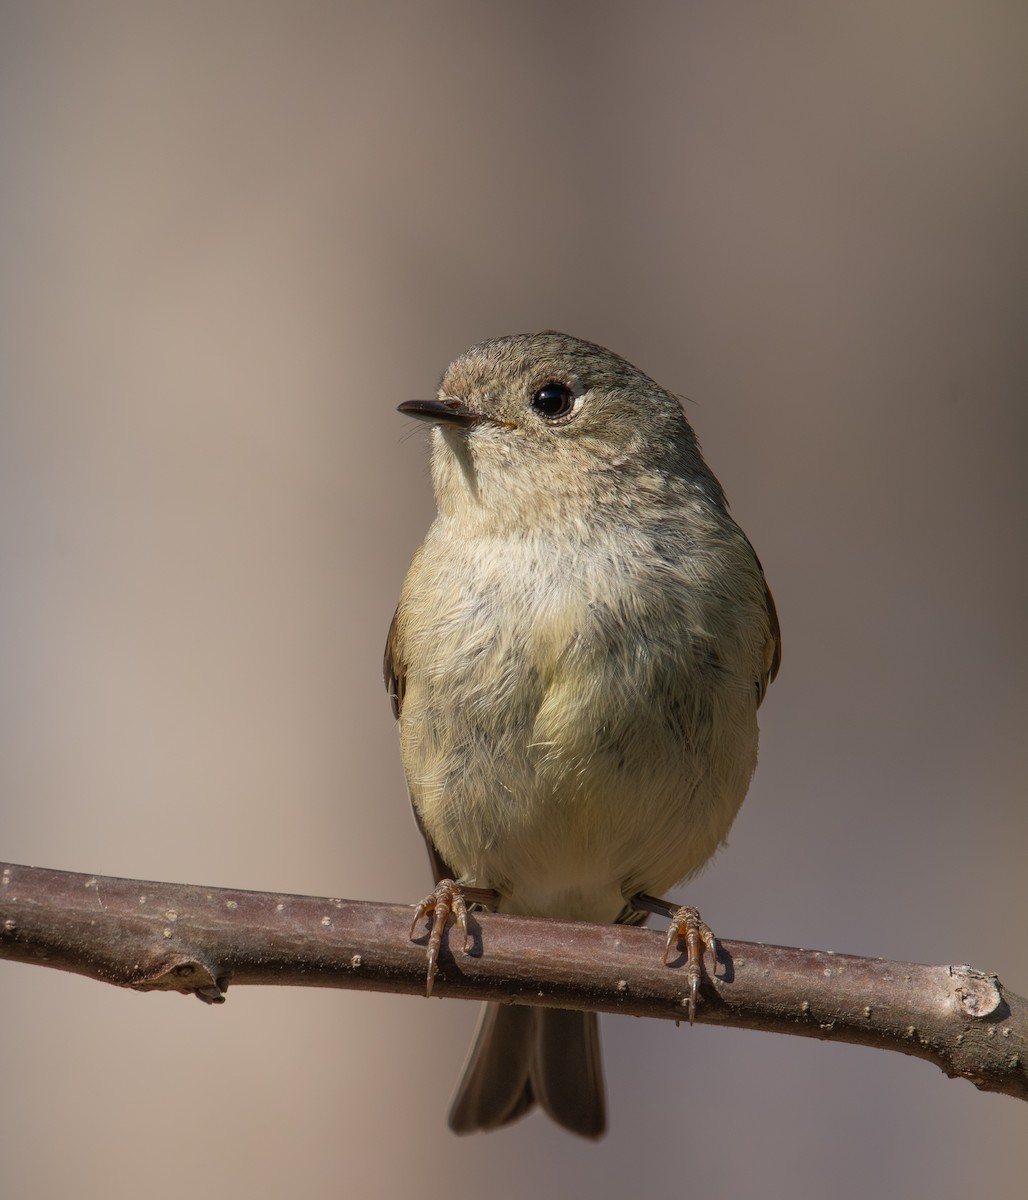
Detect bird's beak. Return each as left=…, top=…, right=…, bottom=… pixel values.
left=398, top=398, right=484, bottom=428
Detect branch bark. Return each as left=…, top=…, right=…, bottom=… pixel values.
left=1, top=861, right=1024, bottom=1101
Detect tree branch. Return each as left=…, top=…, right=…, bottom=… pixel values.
left=1, top=862, right=1024, bottom=1101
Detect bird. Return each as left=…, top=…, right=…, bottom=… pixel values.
left=385, top=331, right=780, bottom=1138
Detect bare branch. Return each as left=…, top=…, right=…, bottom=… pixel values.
left=1, top=862, right=1024, bottom=1101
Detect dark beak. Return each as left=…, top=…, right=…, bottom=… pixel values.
left=398, top=398, right=483, bottom=428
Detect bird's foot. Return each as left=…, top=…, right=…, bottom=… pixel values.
left=663, top=905, right=717, bottom=1024
left=409, top=879, right=497, bottom=995
left=631, top=894, right=718, bottom=1024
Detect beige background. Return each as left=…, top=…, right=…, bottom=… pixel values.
left=2, top=3, right=1026, bottom=1197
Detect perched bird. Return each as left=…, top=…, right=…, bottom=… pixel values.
left=385, top=332, right=780, bottom=1138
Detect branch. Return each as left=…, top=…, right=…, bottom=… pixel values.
left=1, top=862, right=1024, bottom=1101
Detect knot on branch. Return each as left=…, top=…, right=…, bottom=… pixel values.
left=127, top=954, right=228, bottom=1004
left=950, top=965, right=1004, bottom=1020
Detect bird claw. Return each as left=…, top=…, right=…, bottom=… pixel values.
left=409, top=878, right=471, bottom=996
left=663, top=905, right=717, bottom=1024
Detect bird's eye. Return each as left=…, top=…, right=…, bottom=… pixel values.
left=530, top=382, right=576, bottom=420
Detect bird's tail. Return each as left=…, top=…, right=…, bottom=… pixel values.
left=448, top=1002, right=606, bottom=1139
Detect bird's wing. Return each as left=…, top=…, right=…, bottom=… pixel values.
left=738, top=527, right=781, bottom=707
left=383, top=606, right=405, bottom=721
left=758, top=571, right=782, bottom=706
left=384, top=605, right=457, bottom=884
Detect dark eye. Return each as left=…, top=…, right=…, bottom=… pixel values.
left=530, top=382, right=576, bottom=420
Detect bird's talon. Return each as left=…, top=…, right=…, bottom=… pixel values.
left=409, top=878, right=470, bottom=996
left=663, top=904, right=717, bottom=1024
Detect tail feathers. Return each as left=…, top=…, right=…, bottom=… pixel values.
left=448, top=1004, right=536, bottom=1133
left=448, top=1003, right=605, bottom=1139
left=532, top=1008, right=605, bottom=1137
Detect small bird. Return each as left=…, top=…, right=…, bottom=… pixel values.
left=385, top=332, right=780, bottom=1139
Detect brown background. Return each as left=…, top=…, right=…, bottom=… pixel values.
left=2, top=3, right=1026, bottom=1197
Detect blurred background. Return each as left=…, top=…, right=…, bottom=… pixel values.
left=1, top=3, right=1026, bottom=1197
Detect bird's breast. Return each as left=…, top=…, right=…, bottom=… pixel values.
left=397, top=527, right=762, bottom=917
